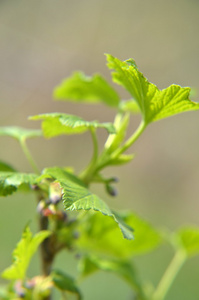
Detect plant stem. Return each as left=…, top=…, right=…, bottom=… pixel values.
left=20, top=139, right=40, bottom=174
left=79, top=128, right=98, bottom=185
left=152, top=250, right=186, bottom=300
left=39, top=214, right=54, bottom=300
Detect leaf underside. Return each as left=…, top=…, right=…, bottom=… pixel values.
left=54, top=71, right=120, bottom=108
left=52, top=270, right=82, bottom=299
left=76, top=211, right=162, bottom=258
left=0, top=172, right=38, bottom=196
left=79, top=255, right=144, bottom=295
left=30, top=113, right=115, bottom=138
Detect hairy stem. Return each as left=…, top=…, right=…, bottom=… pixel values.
left=152, top=249, right=186, bottom=300
left=39, top=216, right=54, bottom=276
left=39, top=214, right=54, bottom=300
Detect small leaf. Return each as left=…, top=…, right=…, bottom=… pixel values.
left=43, top=167, right=134, bottom=240
left=105, top=113, right=130, bottom=154
left=106, top=54, right=199, bottom=125
left=52, top=270, right=82, bottom=299
left=175, top=226, right=199, bottom=257
left=0, top=127, right=42, bottom=143
left=79, top=255, right=145, bottom=297
left=1, top=227, right=51, bottom=280
left=108, top=154, right=134, bottom=165
left=0, top=172, right=38, bottom=196
left=30, top=113, right=115, bottom=138
left=76, top=211, right=161, bottom=258
left=54, top=71, right=120, bottom=108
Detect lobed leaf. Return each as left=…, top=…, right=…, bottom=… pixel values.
left=54, top=71, right=120, bottom=108
left=1, top=227, right=51, bottom=280
left=175, top=226, right=199, bottom=257
left=52, top=270, right=82, bottom=299
left=0, top=126, right=42, bottom=143
left=76, top=211, right=162, bottom=258
left=30, top=113, right=115, bottom=138
left=0, top=172, right=38, bottom=196
left=43, top=167, right=134, bottom=240
left=79, top=255, right=145, bottom=296
left=106, top=54, right=199, bottom=125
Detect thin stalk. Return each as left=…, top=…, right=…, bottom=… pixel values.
left=152, top=249, right=186, bottom=300
left=79, top=129, right=98, bottom=185
left=20, top=139, right=40, bottom=174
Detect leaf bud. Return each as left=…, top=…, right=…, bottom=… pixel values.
left=109, top=176, right=119, bottom=183
left=105, top=184, right=118, bottom=197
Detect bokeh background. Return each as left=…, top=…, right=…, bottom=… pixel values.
left=0, top=0, right=199, bottom=299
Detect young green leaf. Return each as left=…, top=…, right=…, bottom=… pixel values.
left=30, top=113, right=115, bottom=138
left=52, top=270, right=82, bottom=299
left=0, top=127, right=42, bottom=143
left=1, top=227, right=51, bottom=280
left=76, top=211, right=161, bottom=258
left=175, top=226, right=199, bottom=257
left=54, top=71, right=120, bottom=108
left=43, top=167, right=134, bottom=240
left=0, top=172, right=38, bottom=196
left=106, top=54, right=199, bottom=125
left=79, top=255, right=145, bottom=298
left=105, top=113, right=130, bottom=154
left=108, top=154, right=134, bottom=165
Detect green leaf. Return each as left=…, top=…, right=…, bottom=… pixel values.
left=43, top=167, right=134, bottom=240
left=79, top=255, right=145, bottom=297
left=0, top=126, right=42, bottom=143
left=106, top=54, right=199, bottom=125
left=0, top=172, right=38, bottom=196
left=1, top=227, right=51, bottom=280
left=54, top=71, right=120, bottom=108
left=175, top=226, right=199, bottom=257
left=52, top=270, right=82, bottom=299
left=30, top=113, right=115, bottom=138
left=0, top=161, right=16, bottom=172
left=76, top=211, right=161, bottom=258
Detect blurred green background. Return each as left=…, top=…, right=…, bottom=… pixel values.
left=0, top=0, right=199, bottom=299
